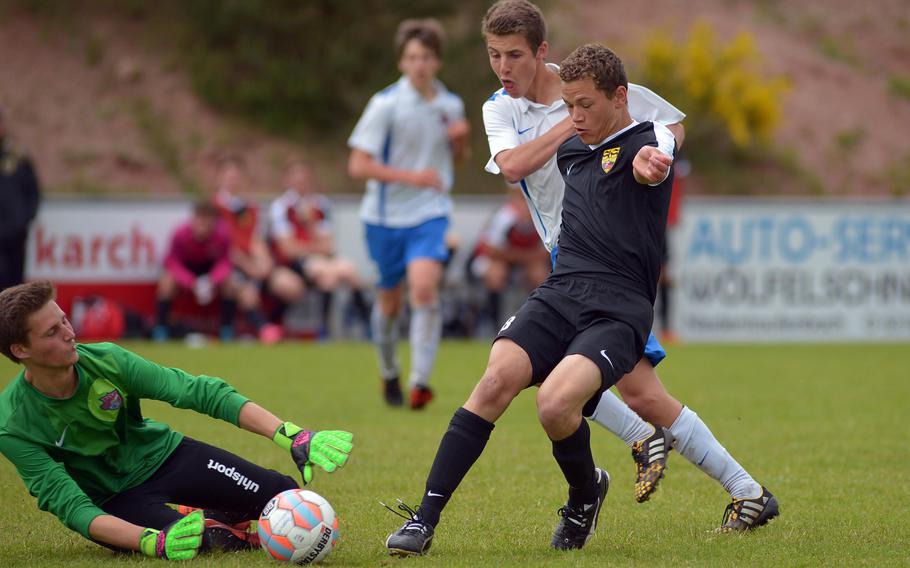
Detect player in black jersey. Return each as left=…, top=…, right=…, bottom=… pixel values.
left=385, top=44, right=680, bottom=555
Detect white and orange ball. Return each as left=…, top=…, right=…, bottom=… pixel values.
left=258, top=489, right=339, bottom=564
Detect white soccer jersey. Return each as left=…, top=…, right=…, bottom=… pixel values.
left=483, top=63, right=685, bottom=251
left=348, top=76, right=465, bottom=228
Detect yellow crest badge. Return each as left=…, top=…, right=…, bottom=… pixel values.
left=601, top=147, right=620, bottom=174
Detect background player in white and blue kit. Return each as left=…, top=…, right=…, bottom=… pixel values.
left=480, top=0, right=777, bottom=529
left=348, top=19, right=470, bottom=410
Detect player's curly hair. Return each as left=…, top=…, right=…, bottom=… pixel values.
left=482, top=0, right=546, bottom=53
left=0, top=280, right=56, bottom=363
left=559, top=43, right=628, bottom=96
left=395, top=18, right=446, bottom=60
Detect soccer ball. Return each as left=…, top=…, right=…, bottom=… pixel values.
left=258, top=489, right=339, bottom=564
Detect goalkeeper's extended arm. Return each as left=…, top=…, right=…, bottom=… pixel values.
left=272, top=422, right=354, bottom=485
left=138, top=510, right=205, bottom=560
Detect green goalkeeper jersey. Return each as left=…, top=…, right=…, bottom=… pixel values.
left=0, top=342, right=250, bottom=538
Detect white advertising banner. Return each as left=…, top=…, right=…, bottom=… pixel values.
left=674, top=199, right=910, bottom=342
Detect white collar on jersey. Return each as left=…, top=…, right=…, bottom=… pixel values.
left=587, top=121, right=640, bottom=150
left=397, top=75, right=448, bottom=103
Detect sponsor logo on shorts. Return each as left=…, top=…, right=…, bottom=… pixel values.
left=206, top=460, right=260, bottom=493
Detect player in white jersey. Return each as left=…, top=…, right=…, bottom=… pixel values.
left=480, top=0, right=777, bottom=529
left=348, top=19, right=470, bottom=410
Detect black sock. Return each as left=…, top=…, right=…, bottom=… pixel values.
left=320, top=292, right=333, bottom=329
left=155, top=299, right=171, bottom=327
left=220, top=298, right=237, bottom=327
left=486, top=290, right=501, bottom=324
left=551, top=419, right=596, bottom=507
left=269, top=300, right=288, bottom=324
left=351, top=289, right=370, bottom=320
left=417, top=407, right=495, bottom=527
left=245, top=309, right=266, bottom=331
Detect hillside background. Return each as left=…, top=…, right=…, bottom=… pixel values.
left=1, top=0, right=908, bottom=198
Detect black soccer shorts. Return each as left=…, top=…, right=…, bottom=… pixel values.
left=495, top=276, right=653, bottom=416
left=101, top=437, right=298, bottom=530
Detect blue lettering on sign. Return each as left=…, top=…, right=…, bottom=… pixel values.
left=834, top=217, right=910, bottom=263
left=689, top=213, right=910, bottom=265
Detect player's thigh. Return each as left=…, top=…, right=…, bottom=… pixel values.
left=101, top=490, right=184, bottom=530
left=155, top=438, right=298, bottom=522
left=614, top=358, right=681, bottom=426
left=536, top=354, right=603, bottom=429
left=566, top=318, right=642, bottom=417
left=464, top=338, right=534, bottom=422
left=364, top=223, right=407, bottom=289
left=268, top=266, right=306, bottom=302
left=406, top=258, right=443, bottom=305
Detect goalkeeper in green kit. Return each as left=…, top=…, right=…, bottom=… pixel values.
left=0, top=280, right=354, bottom=560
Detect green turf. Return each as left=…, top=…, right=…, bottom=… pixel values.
left=1, top=341, right=908, bottom=567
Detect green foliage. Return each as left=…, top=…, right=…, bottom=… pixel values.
left=1, top=341, right=909, bottom=566
left=887, top=73, right=910, bottom=101
left=178, top=0, right=489, bottom=136
left=130, top=98, right=201, bottom=195
left=634, top=22, right=790, bottom=192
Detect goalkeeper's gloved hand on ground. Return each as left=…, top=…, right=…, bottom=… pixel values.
left=139, top=510, right=205, bottom=560
left=272, top=422, right=354, bottom=485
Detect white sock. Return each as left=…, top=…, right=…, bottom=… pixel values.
left=669, top=406, right=762, bottom=499
left=408, top=304, right=441, bottom=388
left=371, top=304, right=399, bottom=380
left=589, top=389, right=655, bottom=446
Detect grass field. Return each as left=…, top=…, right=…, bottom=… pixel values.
left=1, top=340, right=908, bottom=567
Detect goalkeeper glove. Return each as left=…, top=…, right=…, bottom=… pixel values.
left=272, top=422, right=353, bottom=485
left=139, top=510, right=205, bottom=560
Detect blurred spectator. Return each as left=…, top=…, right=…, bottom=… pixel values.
left=153, top=201, right=235, bottom=341
left=0, top=109, right=41, bottom=290
left=212, top=156, right=282, bottom=343
left=468, top=184, right=549, bottom=329
left=268, top=162, right=370, bottom=337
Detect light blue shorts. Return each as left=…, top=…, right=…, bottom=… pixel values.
left=365, top=217, right=449, bottom=289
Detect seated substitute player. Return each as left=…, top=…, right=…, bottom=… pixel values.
left=0, top=280, right=354, bottom=560
left=478, top=0, right=777, bottom=526
left=212, top=156, right=283, bottom=343
left=153, top=200, right=236, bottom=341
left=467, top=183, right=549, bottom=328
left=268, top=161, right=371, bottom=337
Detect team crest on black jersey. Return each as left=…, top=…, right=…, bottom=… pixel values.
left=601, top=147, right=620, bottom=174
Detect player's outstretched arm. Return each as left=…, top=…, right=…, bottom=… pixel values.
left=238, top=402, right=354, bottom=485
left=667, top=122, right=685, bottom=149
left=633, top=146, right=674, bottom=185
left=493, top=116, right=575, bottom=183
left=88, top=511, right=205, bottom=560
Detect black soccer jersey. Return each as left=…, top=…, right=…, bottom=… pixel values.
left=552, top=121, right=675, bottom=304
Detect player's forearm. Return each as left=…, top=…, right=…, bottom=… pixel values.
left=667, top=122, right=685, bottom=149
left=238, top=401, right=283, bottom=439
left=88, top=515, right=145, bottom=551
left=347, top=150, right=416, bottom=186
left=495, top=117, right=575, bottom=183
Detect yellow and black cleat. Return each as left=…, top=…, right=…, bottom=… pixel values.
left=631, top=426, right=673, bottom=503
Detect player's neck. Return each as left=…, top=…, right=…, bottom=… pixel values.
left=24, top=365, right=78, bottom=399
left=409, top=77, right=438, bottom=101
left=525, top=63, right=562, bottom=106
left=592, top=113, right=634, bottom=146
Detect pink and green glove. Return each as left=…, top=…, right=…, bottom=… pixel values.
left=139, top=510, right=205, bottom=560
left=272, top=422, right=354, bottom=484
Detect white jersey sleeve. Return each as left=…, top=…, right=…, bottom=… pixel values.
left=347, top=92, right=395, bottom=157
left=482, top=92, right=519, bottom=175
left=628, top=83, right=686, bottom=125
left=649, top=122, right=677, bottom=186
left=269, top=196, right=293, bottom=239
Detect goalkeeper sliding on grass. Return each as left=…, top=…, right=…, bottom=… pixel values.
left=0, top=280, right=354, bottom=560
